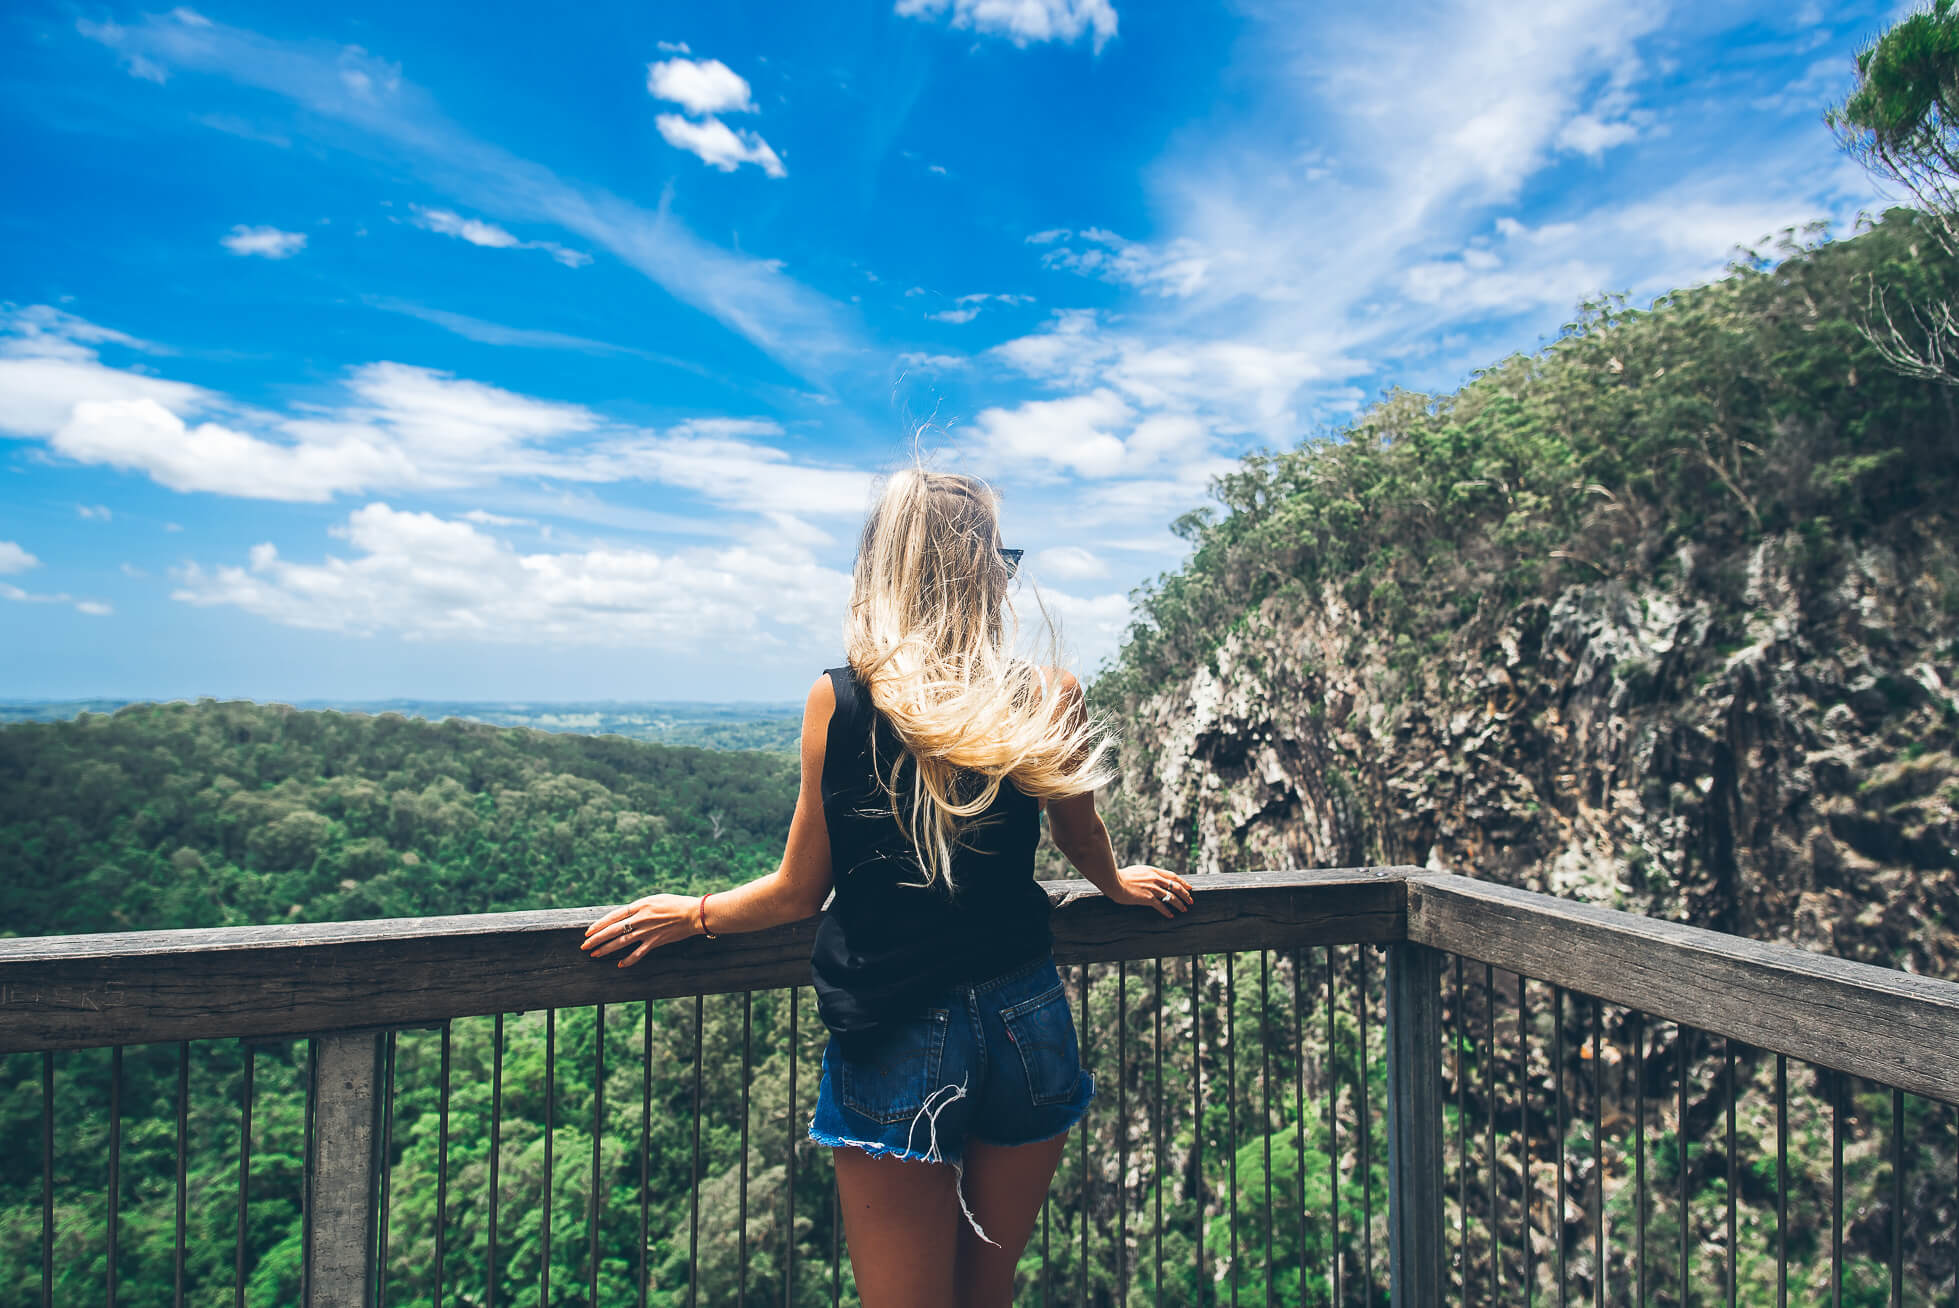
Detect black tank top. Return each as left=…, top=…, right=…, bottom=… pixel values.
left=810, top=663, right=1051, bottom=1052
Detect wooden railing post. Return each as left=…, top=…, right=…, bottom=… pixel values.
left=305, top=1030, right=385, bottom=1308
left=1386, top=943, right=1445, bottom=1306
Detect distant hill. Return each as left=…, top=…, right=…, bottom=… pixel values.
left=0, top=695, right=803, bottom=752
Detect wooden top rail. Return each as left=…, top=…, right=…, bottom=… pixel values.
left=0, top=868, right=1401, bottom=1053
left=2, top=866, right=1953, bottom=1103
left=1406, top=873, right=1959, bottom=1105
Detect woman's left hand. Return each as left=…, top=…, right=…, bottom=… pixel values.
left=1106, top=864, right=1196, bottom=918
left=582, top=894, right=701, bottom=967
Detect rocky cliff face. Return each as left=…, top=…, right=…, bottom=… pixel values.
left=1101, top=524, right=1959, bottom=976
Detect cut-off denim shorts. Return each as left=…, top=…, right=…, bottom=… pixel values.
left=809, top=952, right=1095, bottom=1243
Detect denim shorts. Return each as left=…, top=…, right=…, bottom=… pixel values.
left=809, top=953, right=1095, bottom=1240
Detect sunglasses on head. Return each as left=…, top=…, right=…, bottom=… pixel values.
left=998, top=548, right=1023, bottom=579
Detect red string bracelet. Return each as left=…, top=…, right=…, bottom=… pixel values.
left=697, top=893, right=717, bottom=940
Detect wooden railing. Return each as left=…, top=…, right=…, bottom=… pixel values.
left=1, top=868, right=1953, bottom=1306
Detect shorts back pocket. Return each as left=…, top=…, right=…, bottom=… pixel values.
left=999, top=982, right=1083, bottom=1106
left=837, top=1007, right=951, bottom=1124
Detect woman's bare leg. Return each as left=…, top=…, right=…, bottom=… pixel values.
left=832, top=1147, right=962, bottom=1307
left=953, top=1132, right=1069, bottom=1308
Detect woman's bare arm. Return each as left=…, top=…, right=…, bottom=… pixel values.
left=582, top=673, right=837, bottom=967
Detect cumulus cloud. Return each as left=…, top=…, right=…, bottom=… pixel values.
left=0, top=541, right=39, bottom=574
left=646, top=57, right=756, bottom=115
left=220, top=225, right=306, bottom=258
left=896, top=0, right=1118, bottom=51
left=1031, top=545, right=1109, bottom=580
left=655, top=114, right=786, bottom=177
left=410, top=207, right=591, bottom=267
left=172, top=502, right=853, bottom=648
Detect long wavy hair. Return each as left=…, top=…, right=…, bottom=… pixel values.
left=843, top=466, right=1117, bottom=891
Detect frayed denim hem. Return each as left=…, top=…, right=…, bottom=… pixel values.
left=808, top=1118, right=999, bottom=1247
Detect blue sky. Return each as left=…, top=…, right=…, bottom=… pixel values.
left=0, top=0, right=1897, bottom=702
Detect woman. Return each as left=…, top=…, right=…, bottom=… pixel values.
left=579, top=467, right=1194, bottom=1307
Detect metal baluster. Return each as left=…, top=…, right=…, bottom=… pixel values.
left=1775, top=1056, right=1786, bottom=1308
left=1555, top=988, right=1567, bottom=1308
left=591, top=1005, right=605, bottom=1308
left=378, top=1030, right=397, bottom=1308
left=489, top=1015, right=503, bottom=1308
left=1634, top=1013, right=1645, bottom=1308
left=741, top=992, right=752, bottom=1306
left=1678, top=1027, right=1688, bottom=1308
left=1890, top=1087, right=1904, bottom=1308
left=1227, top=951, right=1238, bottom=1308
left=108, top=1045, right=122, bottom=1308
left=1359, top=948, right=1373, bottom=1302
left=1043, top=1197, right=1052, bottom=1308
left=302, top=1039, right=316, bottom=1308
left=1522, top=978, right=1533, bottom=1307
left=543, top=1010, right=555, bottom=1308
left=1082, top=962, right=1092, bottom=1308
left=1725, top=1041, right=1736, bottom=1308
left=436, top=1024, right=451, bottom=1308
left=1155, top=955, right=1165, bottom=1308
left=640, top=1004, right=652, bottom=1308
left=1194, top=955, right=1206, bottom=1298
left=234, top=1046, right=253, bottom=1308
left=1293, top=949, right=1306, bottom=1308
left=1832, top=1071, right=1843, bottom=1308
left=787, top=987, right=799, bottom=1308
left=42, top=1053, right=52, bottom=1308
left=175, top=1042, right=189, bottom=1308
left=1456, top=957, right=1467, bottom=1303
left=690, top=994, right=703, bottom=1308
left=1120, top=958, right=1131, bottom=1306
left=1261, top=951, right=1273, bottom=1308
left=1325, top=949, right=1339, bottom=1308
left=1486, top=963, right=1497, bottom=1304
left=1592, top=1000, right=1603, bottom=1308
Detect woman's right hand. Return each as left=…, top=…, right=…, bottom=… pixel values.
left=582, top=894, right=701, bottom=967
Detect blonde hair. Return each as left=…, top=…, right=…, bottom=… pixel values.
left=843, top=466, right=1117, bottom=891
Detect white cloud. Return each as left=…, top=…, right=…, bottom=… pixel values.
left=410, top=207, right=591, bottom=267
left=1556, top=113, right=1639, bottom=156
left=220, top=225, right=306, bottom=258
left=1032, top=545, right=1109, bottom=580
left=1037, top=229, right=1214, bottom=297
left=656, top=40, right=692, bottom=54
left=172, top=502, right=853, bottom=649
left=1027, top=585, right=1132, bottom=671
left=75, top=601, right=113, bottom=617
left=0, top=541, right=39, bottom=574
left=930, top=307, right=981, bottom=324
left=646, top=57, right=756, bottom=115
left=969, top=389, right=1133, bottom=478
left=655, top=114, right=786, bottom=177
left=76, top=503, right=113, bottom=520
left=896, top=0, right=1118, bottom=51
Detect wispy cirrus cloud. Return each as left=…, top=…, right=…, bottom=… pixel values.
left=220, top=224, right=306, bottom=258
left=78, top=10, right=853, bottom=378
left=410, top=206, right=591, bottom=267
left=896, top=0, right=1118, bottom=52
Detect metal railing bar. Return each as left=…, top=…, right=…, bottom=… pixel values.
left=1119, top=957, right=1131, bottom=1306
left=302, top=1038, right=316, bottom=1308
left=1591, top=999, right=1603, bottom=1308
left=590, top=1004, right=604, bottom=1308
left=1226, top=950, right=1238, bottom=1308
left=234, top=1045, right=252, bottom=1308
left=1260, top=950, right=1273, bottom=1308
left=175, top=1040, right=189, bottom=1308
left=1485, top=962, right=1497, bottom=1305
left=1292, top=948, right=1306, bottom=1308
left=1634, top=1012, right=1646, bottom=1307
left=787, top=985, right=799, bottom=1308
left=542, top=1009, right=555, bottom=1308
left=1775, top=1053, right=1786, bottom=1308
left=1194, top=954, right=1206, bottom=1300
left=40, top=1051, right=51, bottom=1308
left=436, top=1022, right=450, bottom=1308
left=1325, top=949, right=1338, bottom=1308
left=689, top=994, right=702, bottom=1308
left=1724, top=1040, right=1736, bottom=1308
left=378, top=1029, right=396, bottom=1308
left=1454, top=955, right=1466, bottom=1305
left=108, top=1044, right=122, bottom=1308
left=740, top=990, right=751, bottom=1307
left=1081, top=962, right=1092, bottom=1308
left=1522, top=976, right=1534, bottom=1307
left=1832, top=1070, right=1843, bottom=1308
left=1555, top=986, right=1567, bottom=1308
left=488, top=1013, right=503, bottom=1308
left=1359, top=946, right=1373, bottom=1302
left=1154, top=955, right=1165, bottom=1308
left=1890, top=1086, right=1904, bottom=1308
left=640, top=1003, right=652, bottom=1308
left=1677, top=1026, right=1688, bottom=1308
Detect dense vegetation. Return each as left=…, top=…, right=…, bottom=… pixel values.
left=0, top=699, right=796, bottom=940
left=1098, top=212, right=1959, bottom=707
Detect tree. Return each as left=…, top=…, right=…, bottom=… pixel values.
left=1828, top=0, right=1959, bottom=382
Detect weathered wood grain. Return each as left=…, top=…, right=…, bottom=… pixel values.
left=1405, top=874, right=1959, bottom=1105
left=0, top=869, right=1405, bottom=1052
left=304, top=1031, right=382, bottom=1308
